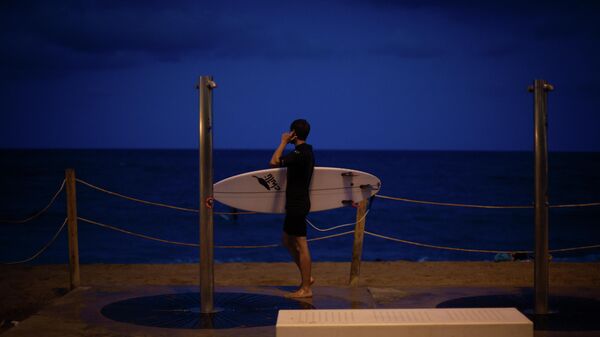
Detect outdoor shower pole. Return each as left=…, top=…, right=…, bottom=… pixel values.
left=198, top=76, right=217, bottom=314
left=529, top=79, right=553, bottom=315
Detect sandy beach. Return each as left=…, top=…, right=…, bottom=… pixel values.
left=1, top=261, right=599, bottom=331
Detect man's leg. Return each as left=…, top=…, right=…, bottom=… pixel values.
left=286, top=236, right=312, bottom=298
left=295, top=236, right=312, bottom=289
left=282, top=232, right=301, bottom=268
left=283, top=232, right=315, bottom=291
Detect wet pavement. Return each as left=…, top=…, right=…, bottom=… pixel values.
left=3, top=285, right=600, bottom=337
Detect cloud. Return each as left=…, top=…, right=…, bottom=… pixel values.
left=0, top=0, right=347, bottom=79
left=4, top=0, right=597, bottom=80
left=0, top=32, right=139, bottom=78
left=355, top=0, right=600, bottom=60
left=1, top=0, right=334, bottom=77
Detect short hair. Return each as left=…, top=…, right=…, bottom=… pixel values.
left=290, top=119, right=310, bottom=141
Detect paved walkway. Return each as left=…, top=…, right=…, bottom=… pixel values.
left=3, top=285, right=600, bottom=337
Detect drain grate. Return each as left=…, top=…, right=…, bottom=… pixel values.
left=101, top=292, right=314, bottom=329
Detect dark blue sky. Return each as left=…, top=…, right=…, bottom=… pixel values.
left=1, top=0, right=599, bottom=150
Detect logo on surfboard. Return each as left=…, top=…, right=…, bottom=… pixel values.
left=252, top=174, right=281, bottom=191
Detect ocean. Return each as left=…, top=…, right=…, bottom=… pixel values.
left=1, top=149, right=599, bottom=264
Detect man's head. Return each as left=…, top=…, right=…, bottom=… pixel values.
left=290, top=119, right=310, bottom=141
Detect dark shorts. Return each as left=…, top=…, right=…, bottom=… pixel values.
left=283, top=213, right=308, bottom=237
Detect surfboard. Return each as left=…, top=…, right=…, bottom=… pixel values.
left=214, top=167, right=381, bottom=213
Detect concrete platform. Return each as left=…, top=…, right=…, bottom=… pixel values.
left=277, top=308, right=532, bottom=337
left=2, top=285, right=600, bottom=337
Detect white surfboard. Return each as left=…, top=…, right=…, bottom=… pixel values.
left=214, top=167, right=381, bottom=213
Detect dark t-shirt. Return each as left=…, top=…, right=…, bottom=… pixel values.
left=279, top=143, right=315, bottom=215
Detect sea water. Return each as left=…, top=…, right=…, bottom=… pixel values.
left=1, top=149, right=599, bottom=264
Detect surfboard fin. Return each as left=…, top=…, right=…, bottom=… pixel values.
left=360, top=184, right=380, bottom=190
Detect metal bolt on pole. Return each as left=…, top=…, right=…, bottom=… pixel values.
left=528, top=79, right=553, bottom=315
left=198, top=76, right=217, bottom=314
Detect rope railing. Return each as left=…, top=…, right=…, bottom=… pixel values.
left=548, top=202, right=600, bottom=208
left=77, top=212, right=600, bottom=255
left=75, top=178, right=256, bottom=215
left=547, top=244, right=600, bottom=253
left=2, top=176, right=599, bottom=266
left=78, top=216, right=355, bottom=249
left=79, top=216, right=199, bottom=247
left=307, top=230, right=355, bottom=243
left=3, top=212, right=596, bottom=266
left=78, top=206, right=600, bottom=254
left=375, top=194, right=600, bottom=209
left=75, top=177, right=600, bottom=214
left=0, top=180, right=66, bottom=223
left=65, top=180, right=589, bottom=260
left=306, top=210, right=369, bottom=232
left=364, top=230, right=530, bottom=254
left=1, top=218, right=68, bottom=264
left=215, top=231, right=356, bottom=249
left=364, top=229, right=600, bottom=255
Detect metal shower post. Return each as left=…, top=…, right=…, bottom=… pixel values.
left=528, top=79, right=553, bottom=315
left=198, top=75, right=217, bottom=314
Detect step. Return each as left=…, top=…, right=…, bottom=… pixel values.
left=276, top=308, right=532, bottom=337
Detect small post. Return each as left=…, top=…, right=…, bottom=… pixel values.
left=198, top=76, right=217, bottom=313
left=528, top=79, right=553, bottom=315
left=65, top=169, right=80, bottom=290
left=349, top=199, right=368, bottom=286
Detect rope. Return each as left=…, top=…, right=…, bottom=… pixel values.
left=78, top=216, right=354, bottom=249
left=79, top=216, right=199, bottom=247
left=308, top=230, right=354, bottom=242
left=76, top=179, right=198, bottom=213
left=376, top=194, right=600, bottom=209
left=549, top=202, right=600, bottom=208
left=306, top=210, right=370, bottom=232
left=76, top=178, right=600, bottom=216
left=364, top=230, right=600, bottom=254
left=364, top=230, right=529, bottom=254
left=2, top=218, right=68, bottom=264
left=0, top=180, right=66, bottom=223
left=75, top=178, right=255, bottom=215
left=215, top=231, right=355, bottom=248
left=375, top=195, right=532, bottom=209
left=549, top=244, right=600, bottom=253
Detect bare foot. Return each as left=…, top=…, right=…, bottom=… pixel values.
left=285, top=288, right=313, bottom=298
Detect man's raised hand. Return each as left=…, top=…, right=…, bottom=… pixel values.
left=281, top=131, right=297, bottom=144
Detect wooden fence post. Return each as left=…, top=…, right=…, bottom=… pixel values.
left=65, top=169, right=80, bottom=290
left=349, top=199, right=368, bottom=286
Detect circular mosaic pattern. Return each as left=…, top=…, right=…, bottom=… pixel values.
left=437, top=291, right=600, bottom=331
left=101, top=292, right=314, bottom=329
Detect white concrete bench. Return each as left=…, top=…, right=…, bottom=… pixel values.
left=277, top=308, right=532, bottom=337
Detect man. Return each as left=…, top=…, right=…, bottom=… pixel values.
left=269, top=119, right=315, bottom=298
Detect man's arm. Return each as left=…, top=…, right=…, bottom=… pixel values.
left=269, top=131, right=296, bottom=167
